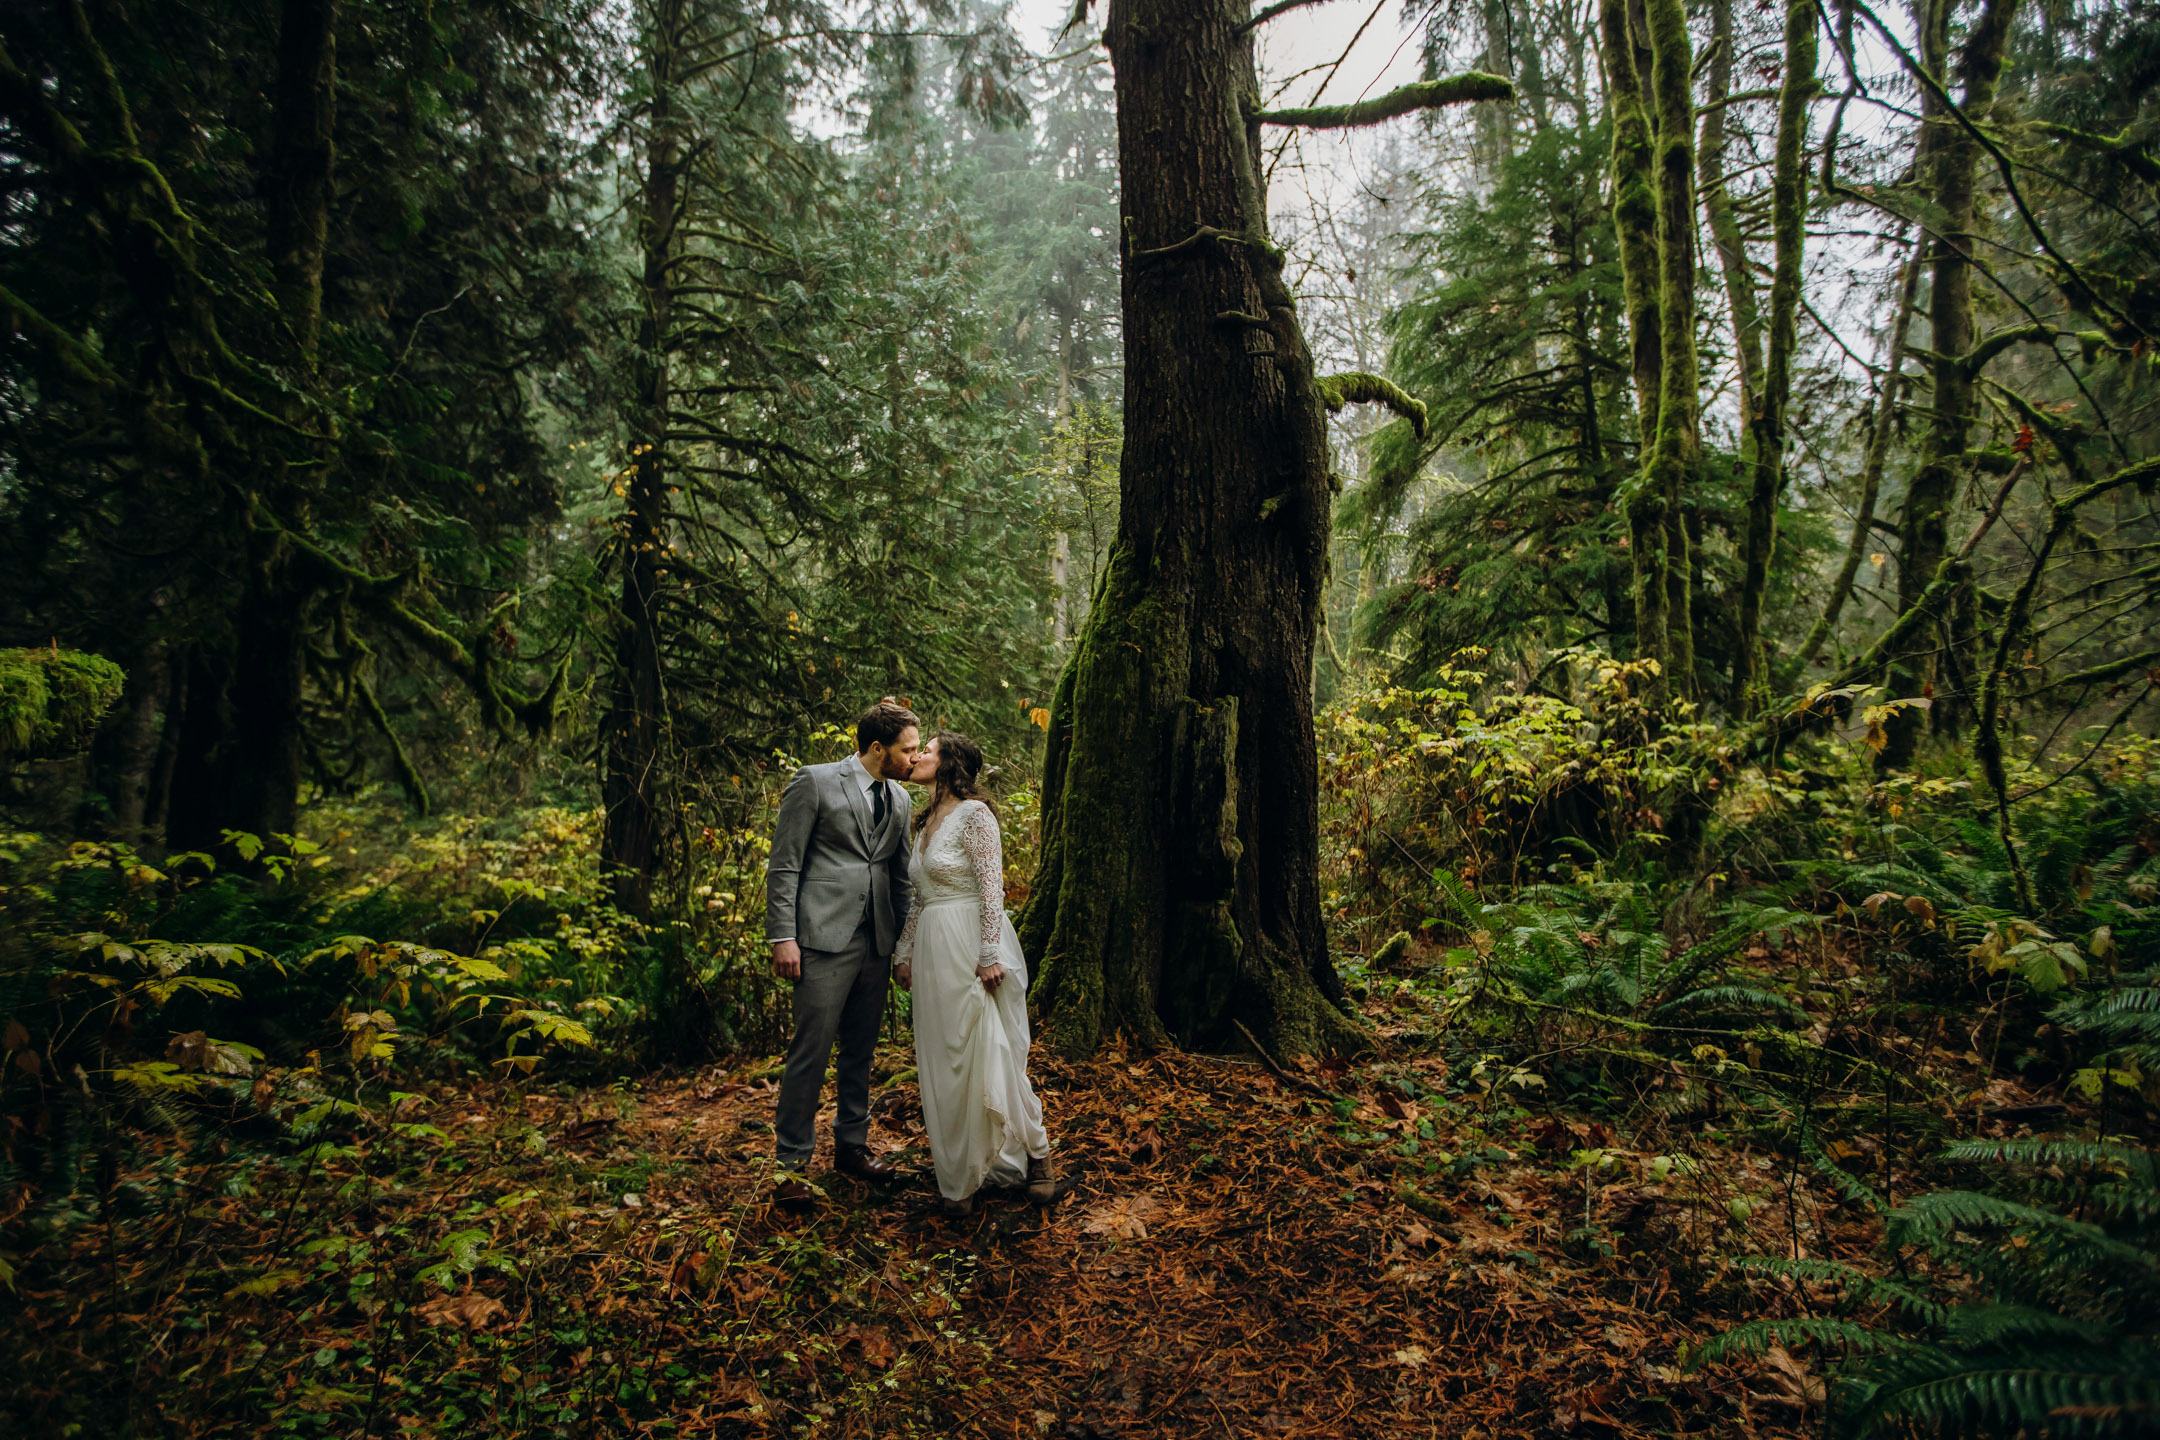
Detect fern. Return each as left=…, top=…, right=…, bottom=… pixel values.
left=1711, top=1129, right=2160, bottom=1438
left=1888, top=1190, right=2158, bottom=1278
left=1939, top=1137, right=2160, bottom=1182
left=1842, top=1351, right=2160, bottom=1438
left=1727, top=1253, right=1947, bottom=1323
left=1695, top=1314, right=1892, bottom=1364
left=1802, top=1122, right=1888, bottom=1215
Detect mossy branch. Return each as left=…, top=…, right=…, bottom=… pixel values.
left=2030, top=121, right=2160, bottom=184
left=357, top=673, right=430, bottom=816
left=1315, top=372, right=1428, bottom=439
left=0, top=647, right=126, bottom=759
left=0, top=283, right=120, bottom=390
left=1252, top=73, right=1514, bottom=129
left=2035, top=648, right=2160, bottom=695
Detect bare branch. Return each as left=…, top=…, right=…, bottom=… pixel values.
left=1236, top=0, right=1339, bottom=36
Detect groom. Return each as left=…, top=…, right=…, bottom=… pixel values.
left=764, top=699, right=920, bottom=1211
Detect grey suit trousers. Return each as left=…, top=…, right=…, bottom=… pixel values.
left=774, top=920, right=889, bottom=1169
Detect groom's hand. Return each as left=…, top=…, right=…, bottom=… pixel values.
left=772, top=939, right=802, bottom=980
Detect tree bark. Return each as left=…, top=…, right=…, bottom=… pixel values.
left=1602, top=0, right=1698, bottom=704
left=165, top=568, right=311, bottom=855
left=1696, top=0, right=1764, bottom=434
left=265, top=0, right=338, bottom=368
left=97, top=640, right=166, bottom=843
left=163, top=0, right=337, bottom=857
left=1881, top=0, right=2018, bottom=768
left=1730, top=0, right=1817, bottom=712
left=602, top=0, right=681, bottom=918
left=1023, top=2, right=1503, bottom=1057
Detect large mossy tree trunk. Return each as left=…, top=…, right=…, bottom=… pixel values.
left=1021, top=3, right=1500, bottom=1057
left=1022, top=0, right=1364, bottom=1059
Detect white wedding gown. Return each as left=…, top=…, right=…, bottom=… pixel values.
left=893, top=799, right=1049, bottom=1201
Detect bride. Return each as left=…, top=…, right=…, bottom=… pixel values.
left=892, top=732, right=1057, bottom=1217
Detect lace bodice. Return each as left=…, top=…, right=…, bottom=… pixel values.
left=893, top=800, right=1005, bottom=969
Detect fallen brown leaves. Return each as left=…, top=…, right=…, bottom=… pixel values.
left=2, top=1028, right=1864, bottom=1439
left=587, top=1039, right=1855, bottom=1440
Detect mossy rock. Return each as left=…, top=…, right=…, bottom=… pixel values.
left=0, top=647, right=126, bottom=759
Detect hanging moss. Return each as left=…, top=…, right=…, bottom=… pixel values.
left=0, top=647, right=127, bottom=759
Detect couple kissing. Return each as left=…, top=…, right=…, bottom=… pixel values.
left=764, top=700, right=1056, bottom=1217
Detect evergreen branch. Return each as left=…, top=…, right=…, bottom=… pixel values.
left=1252, top=73, right=1515, bottom=129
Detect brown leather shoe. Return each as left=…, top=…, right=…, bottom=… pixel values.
left=1027, top=1152, right=1058, bottom=1205
left=774, top=1177, right=816, bottom=1212
left=835, top=1143, right=895, bottom=1181
left=941, top=1192, right=975, bottom=1218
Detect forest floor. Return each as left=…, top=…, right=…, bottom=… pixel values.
left=578, top=1039, right=1844, bottom=1440
left=14, top=972, right=2034, bottom=1439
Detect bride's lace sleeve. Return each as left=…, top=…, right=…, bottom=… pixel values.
left=957, top=802, right=1006, bottom=969
left=893, top=884, right=924, bottom=967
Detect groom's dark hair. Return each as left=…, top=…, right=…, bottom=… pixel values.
left=856, top=699, right=919, bottom=753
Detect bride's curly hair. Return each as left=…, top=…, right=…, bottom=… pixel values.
left=913, top=730, right=998, bottom=835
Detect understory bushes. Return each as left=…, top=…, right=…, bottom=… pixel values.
left=1319, top=659, right=2158, bottom=1437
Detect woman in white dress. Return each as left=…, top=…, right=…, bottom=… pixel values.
left=892, top=732, right=1057, bottom=1217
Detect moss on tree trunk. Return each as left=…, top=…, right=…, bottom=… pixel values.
left=1022, top=0, right=1375, bottom=1060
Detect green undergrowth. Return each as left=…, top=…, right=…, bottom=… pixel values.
left=1318, top=662, right=2160, bottom=1437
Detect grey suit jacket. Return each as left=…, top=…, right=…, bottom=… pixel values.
left=765, top=757, right=914, bottom=956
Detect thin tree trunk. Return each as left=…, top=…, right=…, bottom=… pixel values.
left=1731, top=0, right=1818, bottom=711
left=265, top=0, right=338, bottom=369
left=603, top=0, right=681, bottom=918
left=1794, top=233, right=1923, bottom=672
left=1622, top=0, right=1701, bottom=704
left=1697, top=0, right=1764, bottom=432
left=1882, top=0, right=2019, bottom=768
left=1600, top=0, right=1668, bottom=675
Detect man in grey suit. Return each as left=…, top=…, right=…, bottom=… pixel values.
left=765, top=700, right=920, bottom=1210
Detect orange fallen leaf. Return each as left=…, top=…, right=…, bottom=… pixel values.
left=416, top=1291, right=506, bottom=1331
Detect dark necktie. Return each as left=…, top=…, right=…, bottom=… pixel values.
left=870, top=778, right=887, bottom=833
